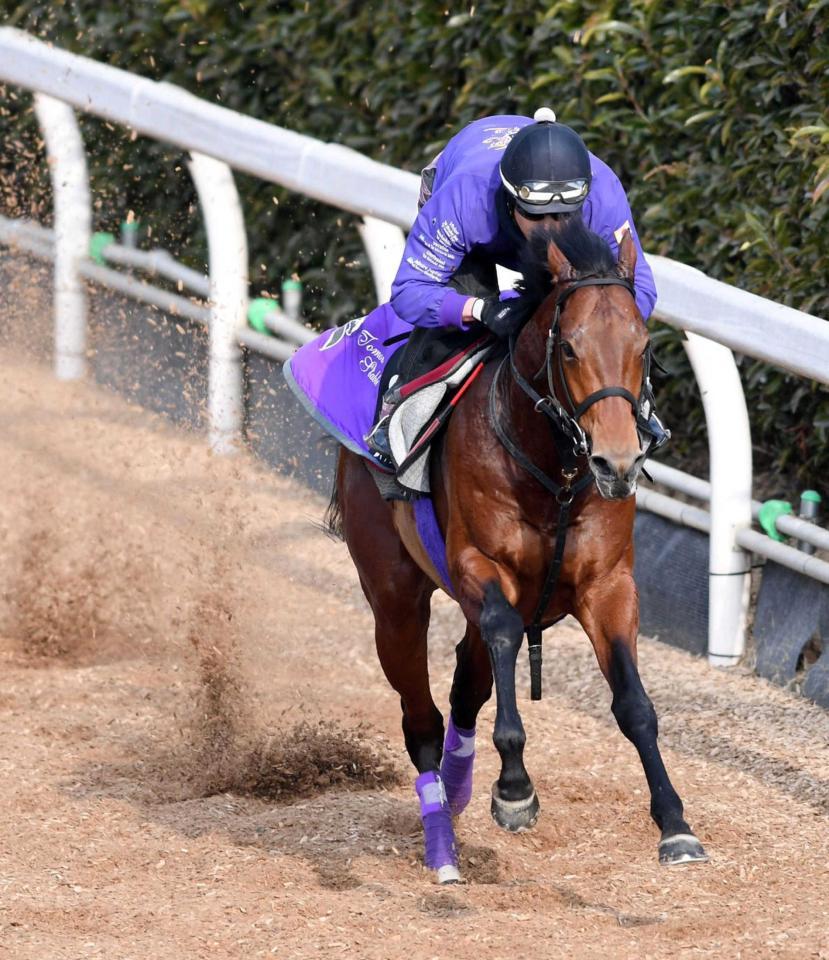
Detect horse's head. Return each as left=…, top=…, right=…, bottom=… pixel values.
left=520, top=219, right=651, bottom=500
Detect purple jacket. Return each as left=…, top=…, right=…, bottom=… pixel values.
left=390, top=115, right=657, bottom=328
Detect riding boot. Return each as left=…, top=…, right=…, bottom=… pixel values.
left=645, top=410, right=671, bottom=451
left=366, top=414, right=394, bottom=462
left=365, top=376, right=400, bottom=466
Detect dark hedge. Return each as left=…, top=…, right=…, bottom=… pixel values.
left=1, top=0, right=827, bottom=488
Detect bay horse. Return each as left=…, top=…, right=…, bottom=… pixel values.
left=330, top=218, right=708, bottom=882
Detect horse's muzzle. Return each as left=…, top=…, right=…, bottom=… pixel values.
left=589, top=451, right=647, bottom=500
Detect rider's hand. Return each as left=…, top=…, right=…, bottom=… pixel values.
left=474, top=296, right=533, bottom=339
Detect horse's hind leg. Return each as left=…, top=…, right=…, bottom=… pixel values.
left=439, top=623, right=493, bottom=815
left=576, top=569, right=708, bottom=866
left=338, top=453, right=442, bottom=772
left=337, top=451, right=459, bottom=882
left=449, top=542, right=538, bottom=830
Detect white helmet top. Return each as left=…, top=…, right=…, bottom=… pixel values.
left=533, top=107, right=557, bottom=123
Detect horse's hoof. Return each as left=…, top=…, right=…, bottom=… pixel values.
left=490, top=782, right=539, bottom=832
left=436, top=864, right=462, bottom=884
left=659, top=832, right=710, bottom=866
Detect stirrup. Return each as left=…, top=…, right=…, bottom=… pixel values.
left=366, top=414, right=393, bottom=460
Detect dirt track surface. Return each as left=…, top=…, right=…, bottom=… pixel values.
left=1, top=352, right=829, bottom=960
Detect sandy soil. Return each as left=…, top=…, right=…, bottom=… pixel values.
left=0, top=342, right=828, bottom=960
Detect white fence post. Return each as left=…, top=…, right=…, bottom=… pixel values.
left=187, top=152, right=248, bottom=454
left=33, top=93, right=91, bottom=380
left=683, top=332, right=753, bottom=666
left=357, top=216, right=406, bottom=303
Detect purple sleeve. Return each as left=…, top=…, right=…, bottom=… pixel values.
left=584, top=167, right=657, bottom=321
left=390, top=178, right=474, bottom=330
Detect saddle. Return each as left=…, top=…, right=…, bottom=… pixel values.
left=382, top=333, right=499, bottom=497
left=369, top=250, right=504, bottom=501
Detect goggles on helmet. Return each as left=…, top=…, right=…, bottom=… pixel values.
left=500, top=172, right=590, bottom=209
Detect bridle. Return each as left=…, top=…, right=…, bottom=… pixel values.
left=487, top=273, right=657, bottom=701
left=508, top=275, right=656, bottom=461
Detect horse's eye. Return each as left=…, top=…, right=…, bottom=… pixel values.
left=561, top=341, right=577, bottom=361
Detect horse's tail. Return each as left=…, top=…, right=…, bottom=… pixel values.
left=322, top=472, right=344, bottom=541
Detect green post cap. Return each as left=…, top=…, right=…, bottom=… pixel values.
left=800, top=490, right=822, bottom=504
left=282, top=278, right=302, bottom=291
left=247, top=296, right=279, bottom=335
left=758, top=499, right=793, bottom=541
left=89, top=231, right=116, bottom=265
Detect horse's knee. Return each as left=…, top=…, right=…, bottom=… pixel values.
left=480, top=582, right=524, bottom=654
left=608, top=639, right=658, bottom=742
left=611, top=688, right=657, bottom=742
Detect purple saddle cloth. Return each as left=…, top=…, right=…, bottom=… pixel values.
left=283, top=302, right=408, bottom=463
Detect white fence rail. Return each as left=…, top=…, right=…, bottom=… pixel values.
left=1, top=26, right=827, bottom=668
left=0, top=29, right=417, bottom=228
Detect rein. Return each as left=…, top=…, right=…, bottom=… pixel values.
left=487, top=274, right=650, bottom=700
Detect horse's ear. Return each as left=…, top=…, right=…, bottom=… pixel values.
left=616, top=228, right=637, bottom=281
left=547, top=239, right=576, bottom=285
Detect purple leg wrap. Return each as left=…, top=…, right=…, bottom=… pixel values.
left=415, top=771, right=458, bottom=870
left=439, top=717, right=476, bottom=816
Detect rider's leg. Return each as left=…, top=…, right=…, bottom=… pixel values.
left=645, top=409, right=671, bottom=450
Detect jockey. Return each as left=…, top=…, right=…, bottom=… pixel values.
left=367, top=107, right=669, bottom=458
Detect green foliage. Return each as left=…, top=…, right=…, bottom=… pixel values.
left=1, top=0, right=827, bottom=486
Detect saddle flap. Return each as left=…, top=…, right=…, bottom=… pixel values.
left=387, top=340, right=498, bottom=495
left=389, top=382, right=448, bottom=492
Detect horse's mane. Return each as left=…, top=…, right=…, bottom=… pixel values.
left=515, top=216, right=618, bottom=309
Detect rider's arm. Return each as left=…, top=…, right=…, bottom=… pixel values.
left=583, top=162, right=656, bottom=321
left=390, top=176, right=483, bottom=329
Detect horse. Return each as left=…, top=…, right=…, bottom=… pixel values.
left=327, top=217, right=708, bottom=883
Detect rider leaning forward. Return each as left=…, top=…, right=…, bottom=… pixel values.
left=367, top=107, right=668, bottom=458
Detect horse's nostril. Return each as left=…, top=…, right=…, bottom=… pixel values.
left=590, top=456, right=615, bottom=479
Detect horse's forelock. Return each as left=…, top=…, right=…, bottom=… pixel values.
left=515, top=217, right=618, bottom=309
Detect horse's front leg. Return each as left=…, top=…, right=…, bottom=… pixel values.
left=463, top=573, right=539, bottom=832
left=576, top=569, right=709, bottom=865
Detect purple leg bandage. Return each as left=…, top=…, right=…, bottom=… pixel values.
left=415, top=771, right=458, bottom=871
left=439, top=717, right=476, bottom=816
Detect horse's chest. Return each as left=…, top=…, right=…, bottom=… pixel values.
left=506, top=508, right=626, bottom=588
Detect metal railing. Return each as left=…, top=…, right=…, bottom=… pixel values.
left=1, top=26, right=827, bottom=667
